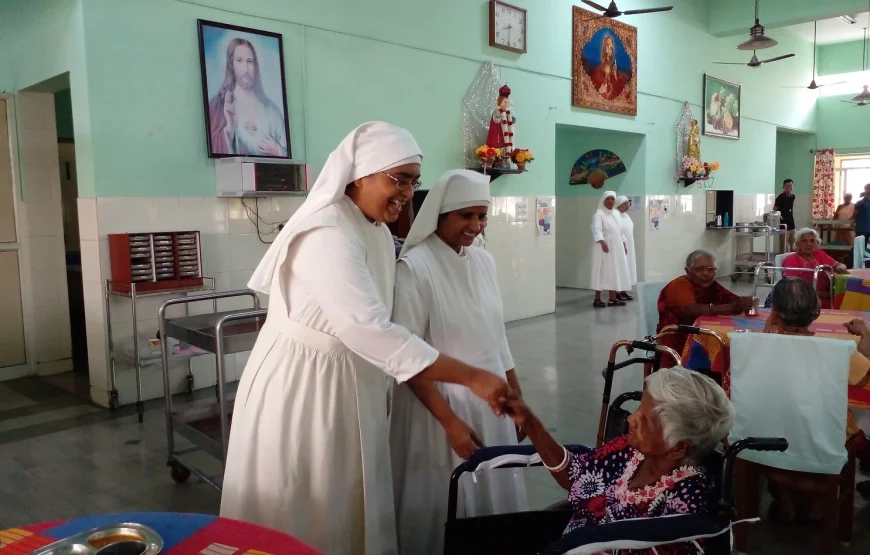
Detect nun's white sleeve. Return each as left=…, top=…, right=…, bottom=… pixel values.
left=289, top=227, right=439, bottom=383
left=392, top=261, right=429, bottom=339
left=591, top=211, right=605, bottom=242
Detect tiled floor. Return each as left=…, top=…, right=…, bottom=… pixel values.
left=1, top=285, right=868, bottom=553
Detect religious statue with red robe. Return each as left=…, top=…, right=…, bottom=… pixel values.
left=486, top=84, right=515, bottom=155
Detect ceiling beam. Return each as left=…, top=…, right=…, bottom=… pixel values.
left=708, top=0, right=870, bottom=38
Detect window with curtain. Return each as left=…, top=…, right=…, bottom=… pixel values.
left=834, top=154, right=870, bottom=201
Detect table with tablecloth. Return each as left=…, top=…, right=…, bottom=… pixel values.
left=0, top=512, right=321, bottom=555
left=681, top=309, right=870, bottom=410
left=834, top=269, right=870, bottom=311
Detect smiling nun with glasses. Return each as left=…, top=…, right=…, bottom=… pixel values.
left=220, top=122, right=515, bottom=555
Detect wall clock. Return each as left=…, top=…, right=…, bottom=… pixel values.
left=489, top=0, right=527, bottom=54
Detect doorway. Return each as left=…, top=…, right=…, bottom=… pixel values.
left=55, top=88, right=88, bottom=378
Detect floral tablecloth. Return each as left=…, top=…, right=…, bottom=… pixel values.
left=0, top=512, right=321, bottom=555
left=681, top=309, right=870, bottom=410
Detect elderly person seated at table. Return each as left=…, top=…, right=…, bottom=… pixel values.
left=781, top=227, right=847, bottom=309
left=505, top=367, right=734, bottom=552
left=656, top=249, right=754, bottom=367
left=762, top=277, right=870, bottom=516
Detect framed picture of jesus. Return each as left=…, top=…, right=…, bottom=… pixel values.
left=198, top=19, right=292, bottom=159
left=572, top=7, right=638, bottom=116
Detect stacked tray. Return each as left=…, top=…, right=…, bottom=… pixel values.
left=177, top=232, right=200, bottom=278
left=129, top=234, right=154, bottom=283
left=153, top=234, right=175, bottom=281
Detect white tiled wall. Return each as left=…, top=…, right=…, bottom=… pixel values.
left=77, top=193, right=555, bottom=406
left=14, top=92, right=73, bottom=376
left=556, top=192, right=811, bottom=290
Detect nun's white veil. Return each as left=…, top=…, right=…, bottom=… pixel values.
left=400, top=169, right=491, bottom=257
left=248, top=121, right=422, bottom=294
left=597, top=190, right=618, bottom=212
left=615, top=195, right=629, bottom=209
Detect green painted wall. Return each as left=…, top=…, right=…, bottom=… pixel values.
left=3, top=0, right=819, bottom=198
left=818, top=40, right=867, bottom=76
left=817, top=94, right=870, bottom=152
left=55, top=88, right=74, bottom=141
left=775, top=130, right=816, bottom=195
left=0, top=0, right=96, bottom=196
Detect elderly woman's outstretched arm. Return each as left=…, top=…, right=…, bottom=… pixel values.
left=505, top=398, right=572, bottom=490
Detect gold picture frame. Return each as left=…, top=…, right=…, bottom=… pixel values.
left=572, top=7, right=638, bottom=116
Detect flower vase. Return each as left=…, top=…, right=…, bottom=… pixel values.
left=516, top=161, right=526, bottom=171
left=482, top=156, right=495, bottom=169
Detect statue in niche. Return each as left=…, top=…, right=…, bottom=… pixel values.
left=486, top=84, right=515, bottom=156
left=687, top=119, right=701, bottom=161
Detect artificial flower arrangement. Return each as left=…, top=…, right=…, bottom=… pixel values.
left=681, top=156, right=720, bottom=178
left=475, top=145, right=502, bottom=159
left=511, top=148, right=535, bottom=166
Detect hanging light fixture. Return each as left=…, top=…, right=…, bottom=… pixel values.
left=738, top=0, right=778, bottom=50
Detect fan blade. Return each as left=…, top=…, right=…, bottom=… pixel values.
left=581, top=0, right=609, bottom=11
left=842, top=100, right=856, bottom=104
left=817, top=81, right=847, bottom=87
left=780, top=85, right=811, bottom=88
left=760, top=53, right=795, bottom=64
left=623, top=6, right=674, bottom=15
left=712, top=62, right=747, bottom=65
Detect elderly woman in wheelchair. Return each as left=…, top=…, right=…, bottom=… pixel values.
left=505, top=367, right=734, bottom=553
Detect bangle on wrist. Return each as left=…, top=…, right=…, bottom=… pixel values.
left=544, top=445, right=570, bottom=473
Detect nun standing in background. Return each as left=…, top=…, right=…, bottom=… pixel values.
left=615, top=195, right=637, bottom=301
left=220, top=122, right=514, bottom=555
left=590, top=190, right=631, bottom=308
left=390, top=170, right=527, bottom=555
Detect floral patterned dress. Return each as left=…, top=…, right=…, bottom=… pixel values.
left=564, top=435, right=712, bottom=554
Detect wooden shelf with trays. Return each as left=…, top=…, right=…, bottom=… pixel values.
left=108, top=231, right=204, bottom=294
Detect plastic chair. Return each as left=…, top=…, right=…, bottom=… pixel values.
left=636, top=280, right=668, bottom=338
left=728, top=333, right=855, bottom=554
left=852, top=235, right=865, bottom=269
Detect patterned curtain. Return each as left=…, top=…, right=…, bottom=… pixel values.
left=811, top=149, right=836, bottom=220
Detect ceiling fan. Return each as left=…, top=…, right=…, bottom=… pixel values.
left=580, top=1, right=673, bottom=18
left=736, top=0, right=779, bottom=51
left=842, top=12, right=870, bottom=105
left=783, top=22, right=846, bottom=89
left=713, top=51, right=795, bottom=68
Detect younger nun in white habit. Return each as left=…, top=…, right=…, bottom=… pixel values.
left=220, top=123, right=514, bottom=555
left=590, top=190, right=632, bottom=308
left=390, top=169, right=528, bottom=555
left=614, top=195, right=637, bottom=301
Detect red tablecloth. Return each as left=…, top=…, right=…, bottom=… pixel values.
left=0, top=512, right=321, bottom=554
left=681, top=309, right=870, bottom=410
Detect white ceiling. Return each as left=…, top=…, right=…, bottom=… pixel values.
left=786, top=11, right=870, bottom=45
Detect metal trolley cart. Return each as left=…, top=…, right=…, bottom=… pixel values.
left=158, top=290, right=266, bottom=489
left=731, top=224, right=779, bottom=282
left=105, top=277, right=216, bottom=421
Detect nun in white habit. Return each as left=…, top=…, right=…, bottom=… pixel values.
left=220, top=123, right=514, bottom=555
left=614, top=195, right=637, bottom=300
left=590, top=190, right=631, bottom=307
left=390, top=170, right=527, bottom=555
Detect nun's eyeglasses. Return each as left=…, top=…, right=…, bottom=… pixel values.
left=384, top=172, right=423, bottom=191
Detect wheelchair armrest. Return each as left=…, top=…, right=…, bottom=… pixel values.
left=460, top=444, right=591, bottom=473
left=540, top=513, right=732, bottom=555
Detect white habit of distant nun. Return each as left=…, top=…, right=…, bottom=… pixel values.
left=590, top=190, right=632, bottom=307
left=219, top=122, right=512, bottom=555
left=390, top=169, right=528, bottom=555
left=615, top=195, right=637, bottom=300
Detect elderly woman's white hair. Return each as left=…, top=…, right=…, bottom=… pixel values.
left=795, top=227, right=820, bottom=243
left=645, top=366, right=734, bottom=460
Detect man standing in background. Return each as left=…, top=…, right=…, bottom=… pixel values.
left=774, top=179, right=796, bottom=252
left=853, top=184, right=870, bottom=268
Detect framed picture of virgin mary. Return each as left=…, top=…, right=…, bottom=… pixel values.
left=572, top=7, right=638, bottom=116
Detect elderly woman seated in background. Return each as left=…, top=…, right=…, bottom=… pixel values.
left=781, top=227, right=847, bottom=309
left=505, top=367, right=734, bottom=551
left=762, top=278, right=870, bottom=517
left=656, top=249, right=754, bottom=366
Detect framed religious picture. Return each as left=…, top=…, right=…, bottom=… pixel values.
left=703, top=74, right=741, bottom=140
left=197, top=20, right=292, bottom=158
left=572, top=7, right=637, bottom=116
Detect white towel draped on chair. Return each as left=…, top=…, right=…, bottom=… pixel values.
left=727, top=332, right=852, bottom=475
